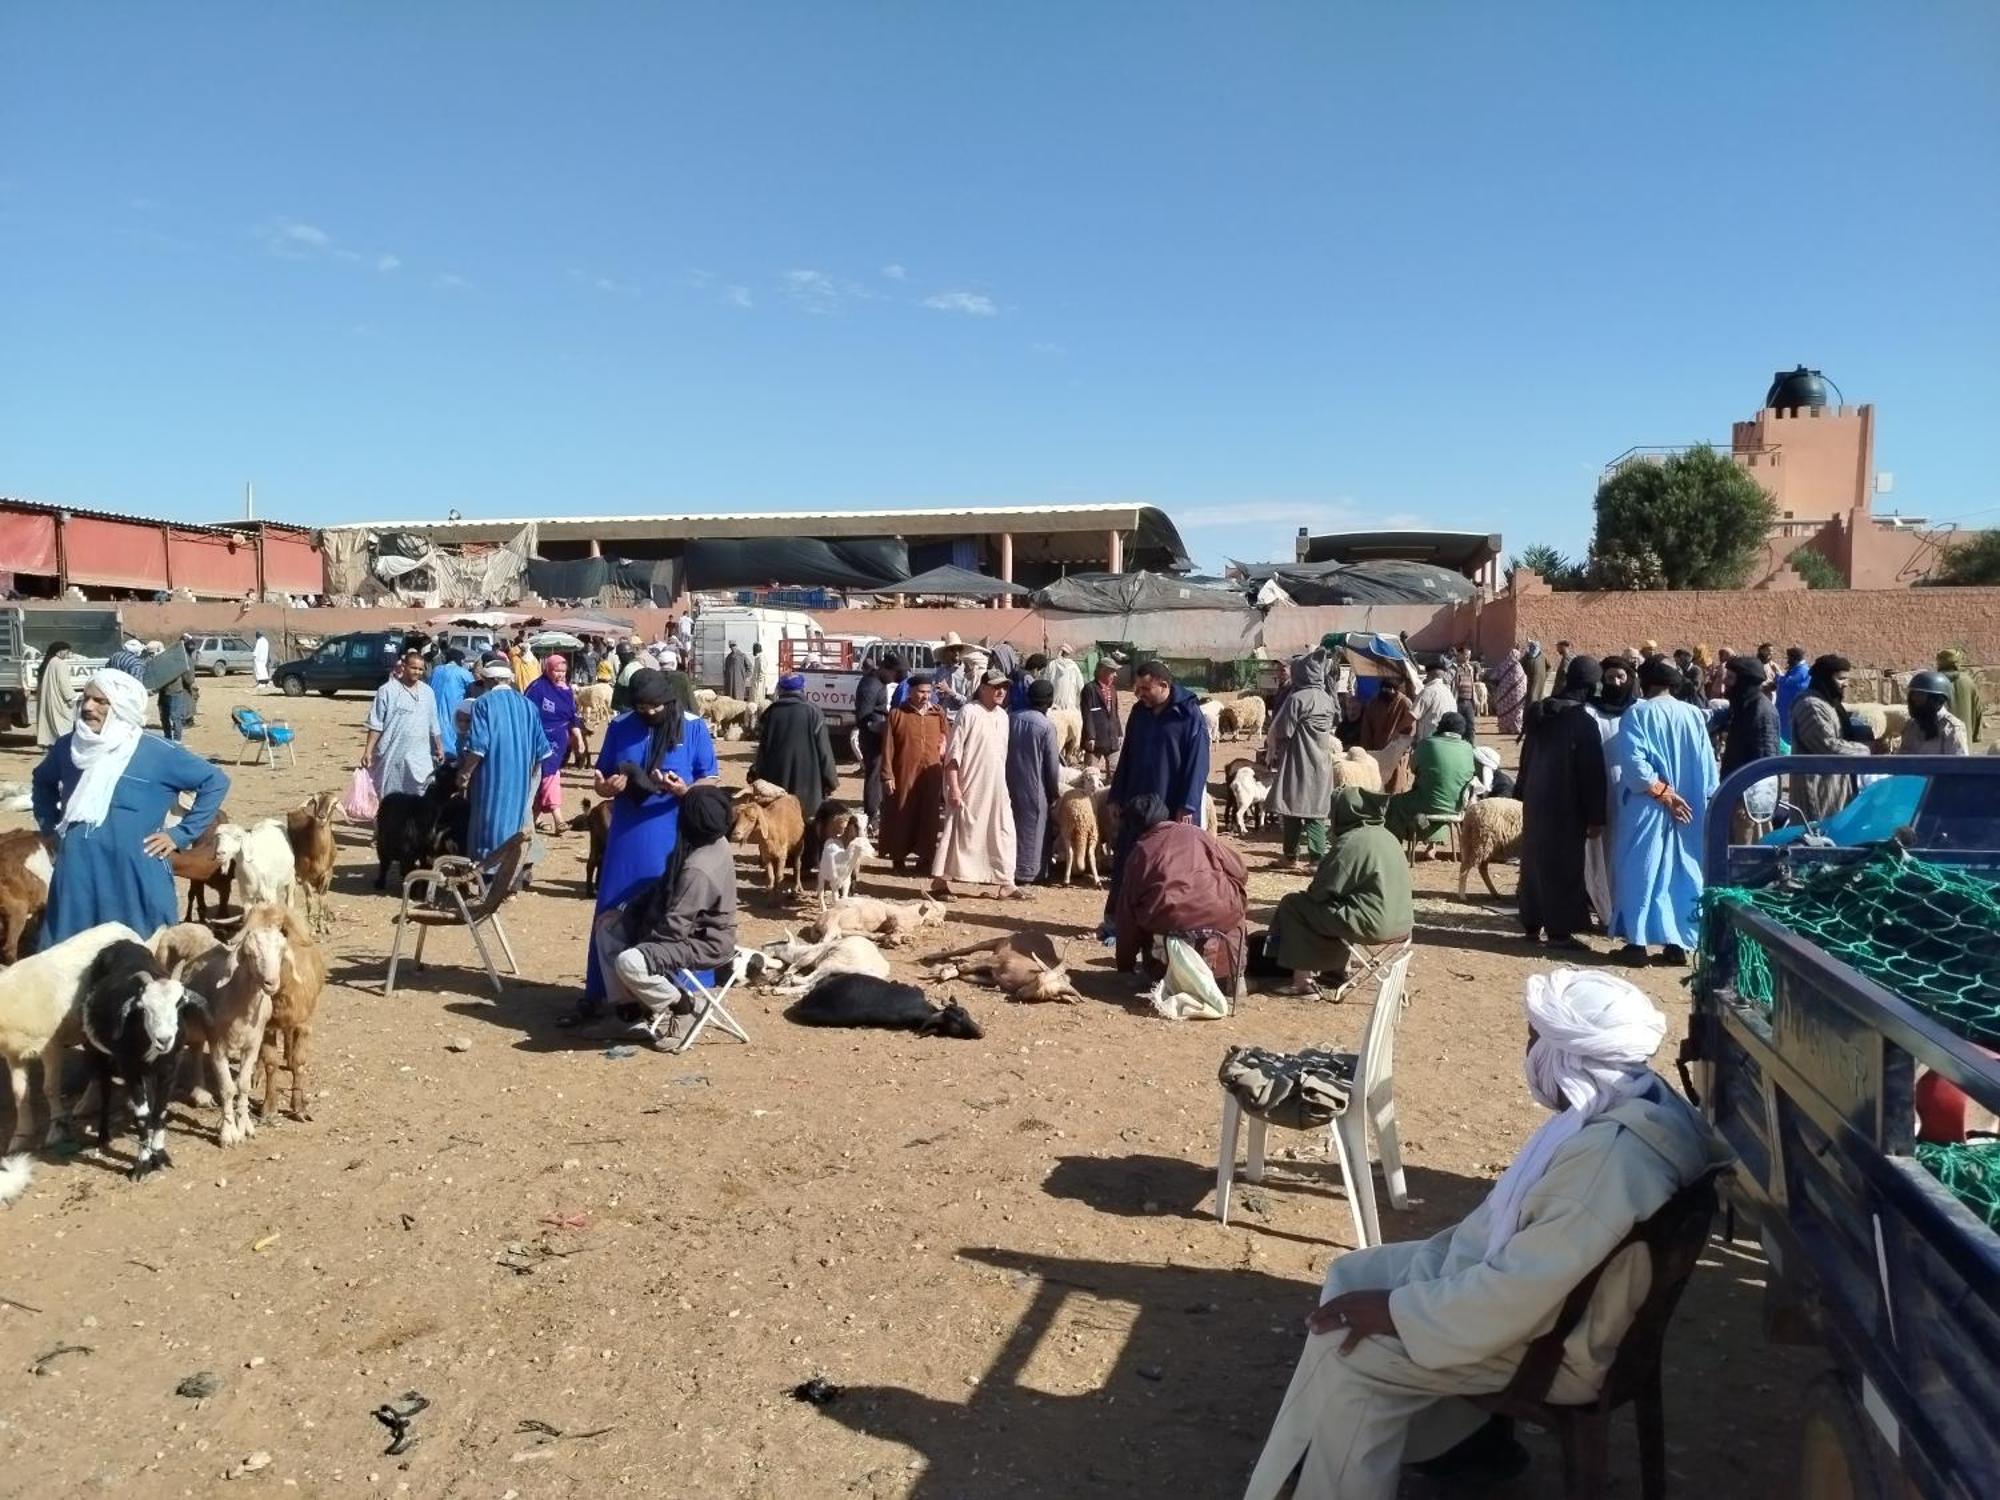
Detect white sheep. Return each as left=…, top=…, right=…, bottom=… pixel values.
left=1457, top=797, right=1525, bottom=899
left=1197, top=698, right=1226, bottom=742
left=216, top=820, right=297, bottom=912
left=0, top=922, right=142, bottom=1183
left=1047, top=707, right=1084, bottom=764
left=1220, top=694, right=1267, bottom=741
left=1328, top=745, right=1385, bottom=794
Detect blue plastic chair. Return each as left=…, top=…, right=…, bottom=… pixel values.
left=232, top=706, right=297, bottom=768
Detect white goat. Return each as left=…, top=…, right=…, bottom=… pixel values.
left=0, top=922, right=142, bottom=1192
left=816, top=830, right=876, bottom=910
left=772, top=933, right=893, bottom=994
left=216, top=820, right=297, bottom=912
left=181, top=910, right=289, bottom=1147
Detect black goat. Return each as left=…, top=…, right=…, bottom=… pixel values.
left=784, top=974, right=983, bottom=1040
left=79, top=940, right=197, bottom=1180
left=374, top=771, right=469, bottom=889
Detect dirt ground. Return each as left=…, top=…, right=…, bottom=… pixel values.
left=0, top=677, right=1820, bottom=1499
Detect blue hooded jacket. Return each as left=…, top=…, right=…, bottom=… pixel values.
left=1110, top=681, right=1210, bottom=822
left=1774, top=661, right=1810, bottom=744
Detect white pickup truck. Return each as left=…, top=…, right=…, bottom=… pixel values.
left=787, top=638, right=949, bottom=732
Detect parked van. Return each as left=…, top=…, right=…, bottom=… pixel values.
left=688, top=607, right=824, bottom=691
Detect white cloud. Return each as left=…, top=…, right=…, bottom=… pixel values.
left=375, top=253, right=401, bottom=273
left=433, top=272, right=471, bottom=290
left=1030, top=340, right=1066, bottom=356
left=570, top=268, right=638, bottom=295
left=256, top=216, right=402, bottom=276
left=880, top=262, right=907, bottom=280
left=724, top=284, right=754, bottom=308
left=783, top=268, right=843, bottom=313
left=922, top=290, right=998, bottom=317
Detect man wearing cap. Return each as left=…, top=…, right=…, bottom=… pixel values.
left=752, top=670, right=839, bottom=823
left=1243, top=970, right=1725, bottom=1500
left=931, top=668, right=1017, bottom=897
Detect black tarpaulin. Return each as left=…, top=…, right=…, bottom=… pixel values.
left=526, top=556, right=683, bottom=605
left=682, top=537, right=908, bottom=591
left=1032, top=571, right=1253, bottom=614
left=856, top=563, right=1027, bottom=600
left=1231, top=558, right=1476, bottom=605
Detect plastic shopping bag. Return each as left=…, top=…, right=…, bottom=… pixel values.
left=342, top=766, right=381, bottom=823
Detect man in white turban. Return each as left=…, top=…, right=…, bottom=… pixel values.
left=1243, top=969, right=1725, bottom=1500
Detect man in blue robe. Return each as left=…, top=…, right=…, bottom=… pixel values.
left=460, top=654, right=550, bottom=862
left=1608, top=655, right=1719, bottom=966
left=430, top=647, right=476, bottom=760
left=1101, top=661, right=1210, bottom=931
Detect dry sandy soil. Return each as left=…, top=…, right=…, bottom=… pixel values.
left=0, top=678, right=1818, bottom=1499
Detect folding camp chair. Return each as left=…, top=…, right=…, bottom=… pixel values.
left=386, top=833, right=535, bottom=996
left=1326, top=932, right=1413, bottom=1004
left=232, top=706, right=297, bottom=768
left=653, top=950, right=753, bottom=1054
left=1405, top=778, right=1476, bottom=866
left=1215, top=948, right=1413, bottom=1248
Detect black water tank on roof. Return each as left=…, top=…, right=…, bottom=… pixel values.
left=1765, top=366, right=1831, bottom=411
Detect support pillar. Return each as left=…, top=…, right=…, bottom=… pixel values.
left=588, top=537, right=603, bottom=558
left=996, top=532, right=1013, bottom=609
left=1107, top=529, right=1124, bottom=574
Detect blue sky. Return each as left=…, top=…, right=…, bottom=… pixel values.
left=3, top=3, right=1996, bottom=572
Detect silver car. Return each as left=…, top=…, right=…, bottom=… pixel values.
left=189, top=633, right=257, bottom=676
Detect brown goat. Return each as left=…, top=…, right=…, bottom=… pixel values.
left=169, top=807, right=235, bottom=926
left=570, top=796, right=612, bottom=896
left=924, top=931, right=1079, bottom=1003
left=0, top=828, right=55, bottom=962
left=286, top=790, right=340, bottom=934
left=731, top=791, right=807, bottom=894
left=248, top=903, right=328, bottom=1123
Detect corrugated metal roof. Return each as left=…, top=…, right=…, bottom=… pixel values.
left=0, top=495, right=271, bottom=538
left=325, top=502, right=1153, bottom=533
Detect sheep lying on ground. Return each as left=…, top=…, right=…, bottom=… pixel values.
left=0, top=828, right=53, bottom=962
left=1328, top=746, right=1385, bottom=793
left=254, top=903, right=328, bottom=1124
left=732, top=791, right=807, bottom=893
left=287, top=790, right=340, bottom=935
left=784, top=974, right=983, bottom=1039
left=79, top=939, right=194, bottom=1181
left=1457, top=796, right=1525, bottom=899
left=1053, top=779, right=1102, bottom=886
left=182, top=905, right=288, bottom=1147
left=924, top=932, right=1079, bottom=1003
left=1224, top=758, right=1271, bottom=834
left=771, top=933, right=892, bottom=994
left=0, top=923, right=140, bottom=1165
left=1047, top=707, right=1083, bottom=764
left=810, top=895, right=947, bottom=946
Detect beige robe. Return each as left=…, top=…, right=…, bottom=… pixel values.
left=34, top=655, right=77, bottom=748
left=1244, top=1092, right=1724, bottom=1500
left=931, top=701, right=1016, bottom=887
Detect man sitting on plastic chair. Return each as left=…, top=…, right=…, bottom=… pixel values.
left=1242, top=970, right=1728, bottom=1500
left=592, top=784, right=737, bottom=1049
left=1266, top=787, right=1413, bottom=1001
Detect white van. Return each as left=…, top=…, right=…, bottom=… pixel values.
left=689, top=607, right=824, bottom=691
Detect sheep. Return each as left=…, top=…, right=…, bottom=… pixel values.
left=924, top=931, right=1080, bottom=1003
left=1053, top=780, right=1102, bottom=887
left=0, top=828, right=54, bottom=962
left=252, top=902, right=327, bottom=1124
left=217, top=819, right=297, bottom=913
left=1850, top=701, right=1910, bottom=749
left=732, top=790, right=808, bottom=894
left=0, top=922, right=141, bottom=1161
left=169, top=819, right=235, bottom=927
left=1197, top=697, right=1226, bottom=742
left=374, top=774, right=466, bottom=890
left=78, top=938, right=196, bottom=1180
left=816, top=829, right=876, bottom=910
left=1329, top=745, right=1385, bottom=794
left=1225, top=758, right=1271, bottom=835
left=1457, top=796, right=1525, bottom=899
left=784, top=975, right=983, bottom=1040
left=772, top=933, right=893, bottom=994
left=575, top=681, right=614, bottom=729
left=182, top=906, right=288, bottom=1147
left=1223, top=693, right=1267, bottom=740
left=571, top=795, right=612, bottom=896
left=1047, top=707, right=1084, bottom=765
left=150, top=922, right=221, bottom=980
left=702, top=694, right=758, bottom=741
left=287, top=790, right=340, bottom=935
left=811, top=894, right=947, bottom=947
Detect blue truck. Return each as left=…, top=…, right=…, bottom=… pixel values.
left=1689, top=755, right=2000, bottom=1497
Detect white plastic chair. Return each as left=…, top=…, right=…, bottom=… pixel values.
left=660, top=951, right=753, bottom=1054
left=1215, top=949, right=1413, bottom=1248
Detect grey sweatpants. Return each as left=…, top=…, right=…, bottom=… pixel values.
left=592, top=908, right=688, bottom=1018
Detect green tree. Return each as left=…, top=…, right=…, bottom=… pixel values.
left=1508, top=543, right=1581, bottom=590
left=1787, top=543, right=1846, bottom=589
left=1586, top=446, right=1779, bottom=590
left=1933, top=530, right=2000, bottom=586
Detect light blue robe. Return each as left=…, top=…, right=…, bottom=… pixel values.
left=465, top=687, right=550, bottom=861
left=1609, top=695, right=1718, bottom=948
left=431, top=662, right=475, bottom=758
left=366, top=679, right=440, bottom=799
left=32, top=732, right=230, bottom=947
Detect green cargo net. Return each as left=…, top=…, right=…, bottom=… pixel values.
left=1696, top=849, right=2000, bottom=1046
left=1916, top=1142, right=2000, bottom=1233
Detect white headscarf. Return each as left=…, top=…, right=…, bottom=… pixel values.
left=60, top=669, right=150, bottom=832
left=1481, top=969, right=1668, bottom=1262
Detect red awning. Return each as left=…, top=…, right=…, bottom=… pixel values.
left=0, top=510, right=59, bottom=576
left=261, top=531, right=326, bottom=594
left=64, top=515, right=170, bottom=590
left=167, top=529, right=259, bottom=597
